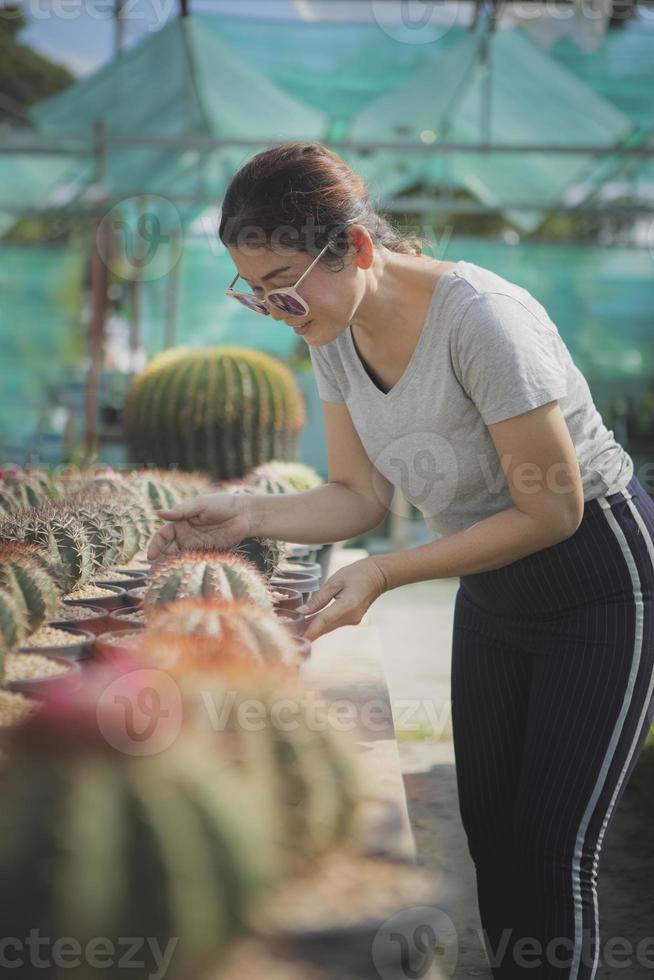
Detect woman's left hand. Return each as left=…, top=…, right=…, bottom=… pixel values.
left=297, top=557, right=389, bottom=643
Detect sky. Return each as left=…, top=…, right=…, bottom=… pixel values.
left=21, top=0, right=433, bottom=76
left=22, top=0, right=306, bottom=75
left=19, top=0, right=654, bottom=79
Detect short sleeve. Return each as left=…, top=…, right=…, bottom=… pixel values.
left=453, top=292, right=568, bottom=425
left=308, top=344, right=345, bottom=404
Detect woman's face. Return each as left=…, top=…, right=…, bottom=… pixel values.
left=226, top=228, right=368, bottom=346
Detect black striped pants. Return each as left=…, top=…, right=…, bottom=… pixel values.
left=451, top=472, right=654, bottom=979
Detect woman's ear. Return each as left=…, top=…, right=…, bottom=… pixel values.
left=348, top=225, right=375, bottom=270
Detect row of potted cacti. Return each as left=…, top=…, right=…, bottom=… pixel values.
left=0, top=460, right=331, bottom=703
left=0, top=460, right=441, bottom=980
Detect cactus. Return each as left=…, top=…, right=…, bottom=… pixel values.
left=124, top=346, right=306, bottom=479
left=144, top=598, right=300, bottom=670
left=0, top=584, right=30, bottom=660
left=232, top=537, right=287, bottom=582
left=245, top=473, right=297, bottom=495
left=145, top=552, right=273, bottom=616
left=0, top=507, right=96, bottom=594
left=251, top=460, right=323, bottom=492
left=176, top=663, right=362, bottom=872
left=125, top=473, right=181, bottom=511
left=0, top=661, right=284, bottom=980
left=0, top=543, right=60, bottom=630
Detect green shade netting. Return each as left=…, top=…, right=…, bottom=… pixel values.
left=2, top=15, right=646, bottom=229
left=2, top=237, right=652, bottom=453
left=0, top=245, right=84, bottom=451
left=349, top=23, right=635, bottom=231
left=20, top=17, right=326, bottom=210
left=551, top=28, right=654, bottom=189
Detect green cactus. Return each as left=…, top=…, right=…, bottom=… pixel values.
left=125, top=473, right=181, bottom=511
left=124, top=346, right=306, bottom=479
left=252, top=460, right=324, bottom=492
left=0, top=670, right=284, bottom=980
left=0, top=584, right=30, bottom=656
left=178, top=665, right=362, bottom=871
left=232, top=537, right=288, bottom=581
left=0, top=543, right=60, bottom=630
left=0, top=507, right=96, bottom=594
left=145, top=552, right=273, bottom=616
left=145, top=598, right=299, bottom=669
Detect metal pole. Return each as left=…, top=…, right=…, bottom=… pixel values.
left=84, top=121, right=109, bottom=457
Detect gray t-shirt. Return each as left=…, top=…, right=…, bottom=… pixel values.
left=308, top=259, right=634, bottom=537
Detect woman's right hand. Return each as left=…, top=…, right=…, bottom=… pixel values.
left=146, top=493, right=253, bottom=561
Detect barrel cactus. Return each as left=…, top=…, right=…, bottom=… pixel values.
left=0, top=508, right=96, bottom=594
left=144, top=598, right=300, bottom=670
left=251, top=460, right=324, bottom=492
left=0, top=584, right=30, bottom=658
left=123, top=346, right=306, bottom=479
left=145, top=552, right=273, bottom=616
left=0, top=543, right=60, bottom=630
left=179, top=664, right=363, bottom=873
left=0, top=662, right=283, bottom=980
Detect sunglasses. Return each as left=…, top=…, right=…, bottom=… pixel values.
left=225, top=240, right=332, bottom=318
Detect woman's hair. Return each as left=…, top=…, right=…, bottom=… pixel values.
left=218, top=141, right=428, bottom=271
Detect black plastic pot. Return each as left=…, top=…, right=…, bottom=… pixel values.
left=22, top=624, right=94, bottom=661
left=63, top=584, right=126, bottom=612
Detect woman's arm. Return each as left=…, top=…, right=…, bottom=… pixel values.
left=374, top=400, right=585, bottom=589
left=245, top=481, right=387, bottom=545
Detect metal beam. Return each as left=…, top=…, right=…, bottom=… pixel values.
left=1, top=135, right=653, bottom=157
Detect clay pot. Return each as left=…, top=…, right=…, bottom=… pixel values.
left=270, top=586, right=305, bottom=612
left=63, top=584, right=126, bottom=612
left=21, top=625, right=94, bottom=661
left=93, top=630, right=144, bottom=661
left=104, top=607, right=146, bottom=633
left=124, top=586, right=147, bottom=609
left=49, top=605, right=110, bottom=637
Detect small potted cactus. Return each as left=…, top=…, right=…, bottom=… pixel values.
left=144, top=551, right=274, bottom=617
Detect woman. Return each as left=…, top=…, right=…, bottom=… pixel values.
left=148, top=142, right=654, bottom=979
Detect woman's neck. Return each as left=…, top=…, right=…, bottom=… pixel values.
left=350, top=250, right=452, bottom=350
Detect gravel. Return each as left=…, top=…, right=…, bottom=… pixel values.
left=66, top=584, right=117, bottom=600
left=0, top=690, right=37, bottom=727
left=22, top=626, right=81, bottom=648
left=5, top=652, right=70, bottom=682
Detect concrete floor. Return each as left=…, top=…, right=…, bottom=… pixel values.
left=367, top=577, right=654, bottom=980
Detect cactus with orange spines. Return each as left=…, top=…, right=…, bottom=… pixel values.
left=143, top=598, right=300, bottom=671
left=144, top=551, right=273, bottom=616
left=177, top=661, right=363, bottom=872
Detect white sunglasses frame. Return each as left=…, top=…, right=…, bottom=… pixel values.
left=225, top=239, right=334, bottom=317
